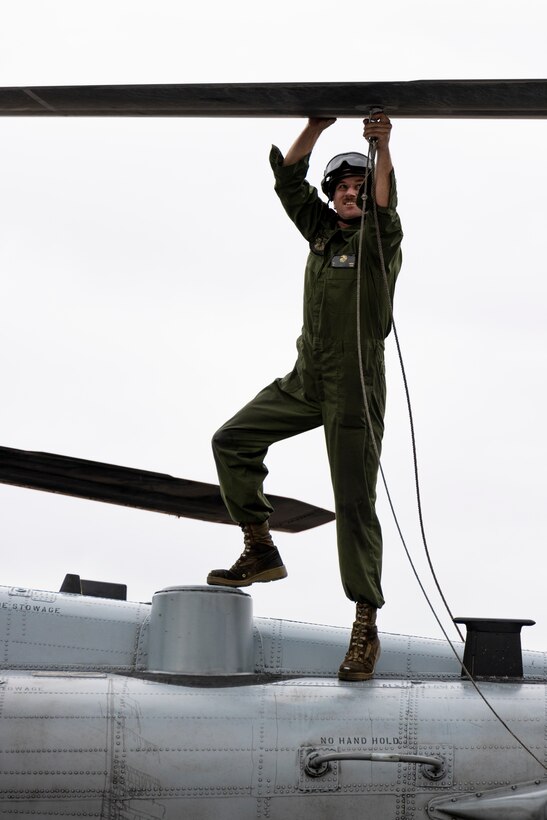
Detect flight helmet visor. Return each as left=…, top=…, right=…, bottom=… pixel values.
left=321, top=152, right=372, bottom=199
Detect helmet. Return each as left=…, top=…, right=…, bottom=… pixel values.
left=321, top=152, right=372, bottom=200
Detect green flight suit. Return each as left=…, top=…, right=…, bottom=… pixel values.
left=212, top=146, right=403, bottom=607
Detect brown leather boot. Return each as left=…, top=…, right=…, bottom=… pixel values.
left=338, top=602, right=381, bottom=681
left=207, top=521, right=288, bottom=587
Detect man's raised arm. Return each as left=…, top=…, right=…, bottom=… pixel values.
left=283, top=117, right=337, bottom=166
left=363, top=112, right=394, bottom=208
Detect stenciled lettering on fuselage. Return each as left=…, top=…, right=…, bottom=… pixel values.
left=0, top=601, right=61, bottom=614
left=320, top=736, right=401, bottom=746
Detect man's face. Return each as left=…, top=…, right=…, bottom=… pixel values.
left=332, top=175, right=365, bottom=223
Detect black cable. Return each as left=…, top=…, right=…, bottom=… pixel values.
left=355, top=128, right=547, bottom=772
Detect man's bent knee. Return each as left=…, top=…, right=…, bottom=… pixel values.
left=211, top=425, right=232, bottom=456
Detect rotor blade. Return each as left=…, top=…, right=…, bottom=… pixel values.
left=1, top=80, right=547, bottom=118
left=0, top=446, right=334, bottom=533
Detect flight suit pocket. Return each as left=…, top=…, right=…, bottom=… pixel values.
left=338, top=361, right=372, bottom=426
left=337, top=351, right=386, bottom=430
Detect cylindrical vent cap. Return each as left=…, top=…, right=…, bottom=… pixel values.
left=147, top=585, right=254, bottom=675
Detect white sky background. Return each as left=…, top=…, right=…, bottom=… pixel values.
left=1, top=0, right=547, bottom=651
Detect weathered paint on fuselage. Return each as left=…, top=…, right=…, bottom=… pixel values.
left=1, top=584, right=546, bottom=818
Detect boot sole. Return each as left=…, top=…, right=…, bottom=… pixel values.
left=337, top=669, right=374, bottom=681
left=337, top=645, right=381, bottom=682
left=207, top=566, right=288, bottom=587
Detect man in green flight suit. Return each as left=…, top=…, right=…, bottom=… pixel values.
left=208, top=113, right=403, bottom=680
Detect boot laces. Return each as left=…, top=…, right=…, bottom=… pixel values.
left=345, top=622, right=377, bottom=662
left=228, top=525, right=264, bottom=573
left=228, top=533, right=252, bottom=572
left=345, top=604, right=378, bottom=662
left=241, top=524, right=253, bottom=552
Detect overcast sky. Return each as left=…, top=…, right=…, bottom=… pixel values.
left=1, top=0, right=547, bottom=651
